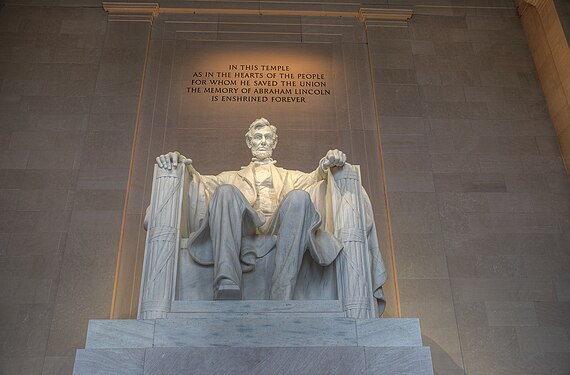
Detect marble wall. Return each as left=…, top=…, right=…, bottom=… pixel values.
left=0, top=5, right=149, bottom=374
left=367, top=4, right=570, bottom=374
left=0, top=1, right=569, bottom=375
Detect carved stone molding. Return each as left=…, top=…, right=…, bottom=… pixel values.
left=100, top=2, right=414, bottom=26
left=359, top=8, right=413, bottom=28
left=102, top=2, right=160, bottom=23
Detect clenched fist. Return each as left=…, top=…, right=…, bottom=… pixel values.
left=320, top=149, right=347, bottom=170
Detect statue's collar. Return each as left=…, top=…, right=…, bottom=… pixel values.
left=249, top=158, right=276, bottom=166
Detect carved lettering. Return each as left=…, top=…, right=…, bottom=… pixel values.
left=186, top=64, right=332, bottom=103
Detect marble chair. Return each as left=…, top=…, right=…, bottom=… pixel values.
left=138, top=163, right=386, bottom=320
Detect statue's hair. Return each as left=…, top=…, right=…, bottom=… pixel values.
left=245, top=118, right=278, bottom=148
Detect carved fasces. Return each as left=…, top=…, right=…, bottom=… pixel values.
left=331, top=165, right=376, bottom=319
left=139, top=165, right=185, bottom=319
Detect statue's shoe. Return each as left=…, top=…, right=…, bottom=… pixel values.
left=214, top=282, right=242, bottom=300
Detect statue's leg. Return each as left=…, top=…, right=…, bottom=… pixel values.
left=269, top=189, right=318, bottom=300
left=208, top=184, right=253, bottom=300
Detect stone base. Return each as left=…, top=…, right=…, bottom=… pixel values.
left=74, top=316, right=434, bottom=374
left=75, top=346, right=433, bottom=375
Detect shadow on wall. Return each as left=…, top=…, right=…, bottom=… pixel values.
left=422, top=335, right=466, bottom=375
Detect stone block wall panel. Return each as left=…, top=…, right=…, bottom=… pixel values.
left=0, top=4, right=150, bottom=374
left=368, top=3, right=570, bottom=374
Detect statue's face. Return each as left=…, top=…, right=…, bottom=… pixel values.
left=250, top=126, right=276, bottom=160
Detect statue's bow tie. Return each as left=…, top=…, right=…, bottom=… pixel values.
left=252, top=158, right=277, bottom=165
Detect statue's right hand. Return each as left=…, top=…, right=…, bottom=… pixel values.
left=156, top=151, right=193, bottom=170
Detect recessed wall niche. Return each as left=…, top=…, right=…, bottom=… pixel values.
left=111, top=14, right=398, bottom=320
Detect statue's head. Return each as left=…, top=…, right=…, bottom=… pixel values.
left=245, top=118, right=278, bottom=161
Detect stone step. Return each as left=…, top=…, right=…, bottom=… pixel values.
left=167, top=311, right=346, bottom=318
left=170, top=299, right=344, bottom=313
left=167, top=299, right=346, bottom=318
left=85, top=317, right=423, bottom=350
left=74, top=346, right=434, bottom=375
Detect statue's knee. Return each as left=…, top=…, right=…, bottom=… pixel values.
left=212, top=184, right=240, bottom=200
left=283, top=189, right=311, bottom=206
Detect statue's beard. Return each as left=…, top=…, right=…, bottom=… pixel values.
left=252, top=148, right=273, bottom=161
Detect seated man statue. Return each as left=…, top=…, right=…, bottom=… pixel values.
left=157, top=118, right=347, bottom=300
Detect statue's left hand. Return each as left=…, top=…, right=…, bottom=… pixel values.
left=320, top=149, right=347, bottom=170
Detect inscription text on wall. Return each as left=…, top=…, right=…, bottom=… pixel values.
left=186, top=64, right=332, bottom=103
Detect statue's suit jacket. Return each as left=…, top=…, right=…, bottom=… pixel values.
left=192, top=161, right=326, bottom=208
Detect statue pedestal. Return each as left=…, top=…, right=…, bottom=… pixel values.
left=73, top=303, right=434, bottom=374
